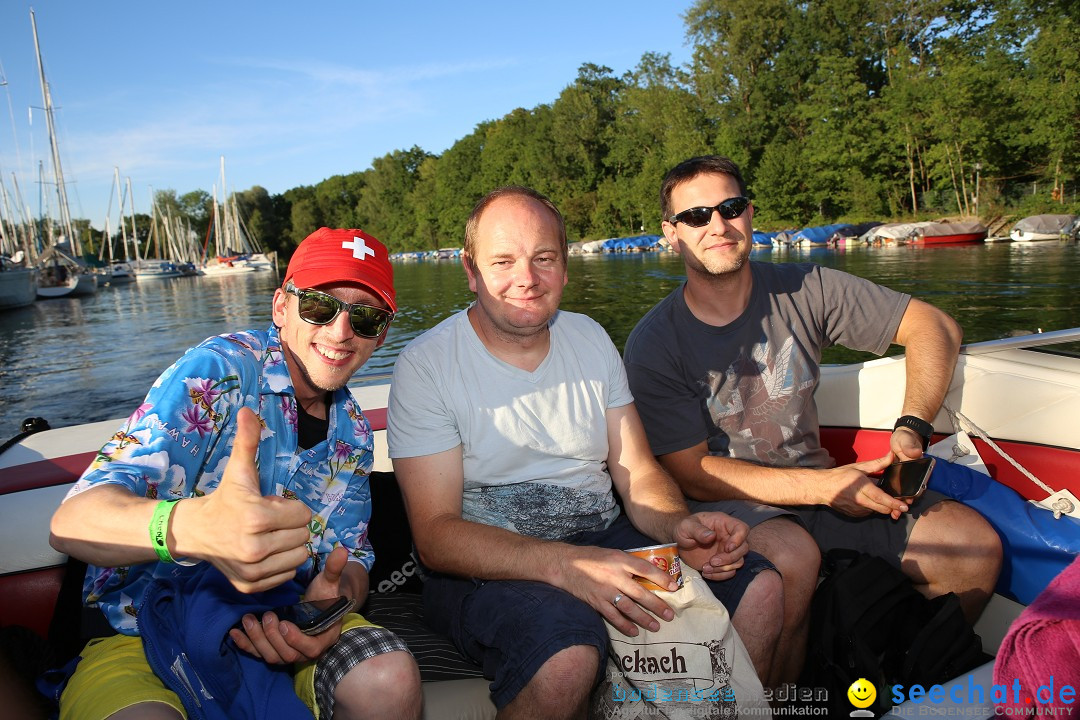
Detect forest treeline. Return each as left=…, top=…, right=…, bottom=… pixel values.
left=96, top=0, right=1078, bottom=258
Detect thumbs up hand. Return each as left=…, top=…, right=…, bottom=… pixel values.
left=172, top=407, right=312, bottom=592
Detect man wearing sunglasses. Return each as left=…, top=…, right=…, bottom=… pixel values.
left=388, top=186, right=784, bottom=718
left=624, top=155, right=1002, bottom=679
left=50, top=227, right=420, bottom=720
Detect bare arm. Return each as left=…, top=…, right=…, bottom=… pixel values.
left=606, top=402, right=751, bottom=578
left=51, top=483, right=171, bottom=567
left=659, top=441, right=903, bottom=518
left=605, top=402, right=693, bottom=542
left=890, top=298, right=963, bottom=458
left=50, top=408, right=313, bottom=593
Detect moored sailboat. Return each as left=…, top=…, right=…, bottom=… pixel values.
left=28, top=9, right=97, bottom=300
left=200, top=157, right=273, bottom=275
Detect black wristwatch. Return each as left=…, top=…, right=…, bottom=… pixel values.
left=893, top=415, right=934, bottom=450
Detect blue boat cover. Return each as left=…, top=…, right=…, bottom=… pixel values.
left=790, top=224, right=854, bottom=245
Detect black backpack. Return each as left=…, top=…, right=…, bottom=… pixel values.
left=799, top=550, right=990, bottom=717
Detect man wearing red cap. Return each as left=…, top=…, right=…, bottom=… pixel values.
left=51, top=228, right=420, bottom=720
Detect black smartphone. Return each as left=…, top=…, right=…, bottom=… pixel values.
left=238, top=596, right=353, bottom=636
left=877, top=456, right=936, bottom=503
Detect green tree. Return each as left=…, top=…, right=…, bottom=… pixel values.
left=431, top=125, right=488, bottom=246
left=1018, top=8, right=1079, bottom=205
left=355, top=146, right=432, bottom=252
left=478, top=107, right=557, bottom=199
left=685, top=0, right=800, bottom=173
left=283, top=186, right=322, bottom=249
left=599, top=53, right=709, bottom=236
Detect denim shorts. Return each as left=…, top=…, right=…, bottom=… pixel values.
left=422, top=513, right=775, bottom=709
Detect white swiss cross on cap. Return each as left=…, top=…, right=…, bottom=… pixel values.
left=342, top=235, right=377, bottom=261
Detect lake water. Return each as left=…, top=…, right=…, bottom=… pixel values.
left=2, top=241, right=1079, bottom=439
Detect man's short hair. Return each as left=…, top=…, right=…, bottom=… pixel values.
left=660, top=156, right=748, bottom=221
left=463, top=186, right=568, bottom=268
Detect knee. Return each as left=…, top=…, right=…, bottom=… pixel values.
left=941, top=503, right=1003, bottom=575
left=335, top=650, right=422, bottom=713
left=973, top=511, right=1003, bottom=560
left=768, top=528, right=821, bottom=590
left=967, top=513, right=1003, bottom=586
left=736, top=569, right=784, bottom=634
left=515, top=644, right=601, bottom=713
left=908, top=502, right=1003, bottom=589
left=535, top=644, right=602, bottom=692
left=367, top=650, right=422, bottom=692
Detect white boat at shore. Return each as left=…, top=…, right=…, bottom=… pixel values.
left=28, top=12, right=98, bottom=302
left=1010, top=214, right=1079, bottom=242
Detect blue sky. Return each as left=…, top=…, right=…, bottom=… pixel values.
left=0, top=2, right=695, bottom=231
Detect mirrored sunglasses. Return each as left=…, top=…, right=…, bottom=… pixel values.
left=284, top=282, right=394, bottom=339
left=668, top=196, right=751, bottom=227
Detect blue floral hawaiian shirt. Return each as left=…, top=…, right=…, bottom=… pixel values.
left=65, top=325, right=376, bottom=635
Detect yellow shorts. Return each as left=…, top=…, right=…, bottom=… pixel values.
left=59, top=613, right=376, bottom=720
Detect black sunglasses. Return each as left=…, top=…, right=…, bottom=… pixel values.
left=668, top=196, right=751, bottom=227
left=284, top=282, right=394, bottom=339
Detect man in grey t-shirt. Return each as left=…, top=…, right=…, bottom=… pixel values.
left=624, top=155, right=1003, bottom=684
left=388, top=186, right=784, bottom=716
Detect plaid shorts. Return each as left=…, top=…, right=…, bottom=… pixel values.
left=312, top=622, right=410, bottom=718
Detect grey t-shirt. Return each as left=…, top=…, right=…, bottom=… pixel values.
left=624, top=262, right=908, bottom=469
left=388, top=308, right=633, bottom=540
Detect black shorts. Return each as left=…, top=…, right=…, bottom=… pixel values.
left=790, top=490, right=950, bottom=568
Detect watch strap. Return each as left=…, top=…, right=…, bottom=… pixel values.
left=894, top=415, right=934, bottom=450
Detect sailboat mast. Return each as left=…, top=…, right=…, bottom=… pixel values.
left=148, top=186, right=160, bottom=264
left=219, top=156, right=237, bottom=256
left=125, top=177, right=141, bottom=259
left=211, top=182, right=221, bottom=260
left=113, top=167, right=129, bottom=263
left=30, top=9, right=77, bottom=254
left=10, top=172, right=37, bottom=262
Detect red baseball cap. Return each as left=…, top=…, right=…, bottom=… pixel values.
left=283, top=228, right=396, bottom=312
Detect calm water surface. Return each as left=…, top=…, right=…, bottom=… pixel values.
left=2, top=241, right=1078, bottom=438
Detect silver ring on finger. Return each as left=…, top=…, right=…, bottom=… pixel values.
left=612, top=593, right=624, bottom=608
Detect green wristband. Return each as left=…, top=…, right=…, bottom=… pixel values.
left=150, top=499, right=181, bottom=564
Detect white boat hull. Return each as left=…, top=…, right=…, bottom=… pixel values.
left=201, top=262, right=257, bottom=275
left=1010, top=230, right=1063, bottom=242
left=37, top=271, right=97, bottom=298
left=0, top=267, right=39, bottom=309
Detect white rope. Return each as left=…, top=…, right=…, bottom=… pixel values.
left=950, top=408, right=1056, bottom=496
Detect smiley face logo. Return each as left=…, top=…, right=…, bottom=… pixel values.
left=847, top=678, right=876, bottom=709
